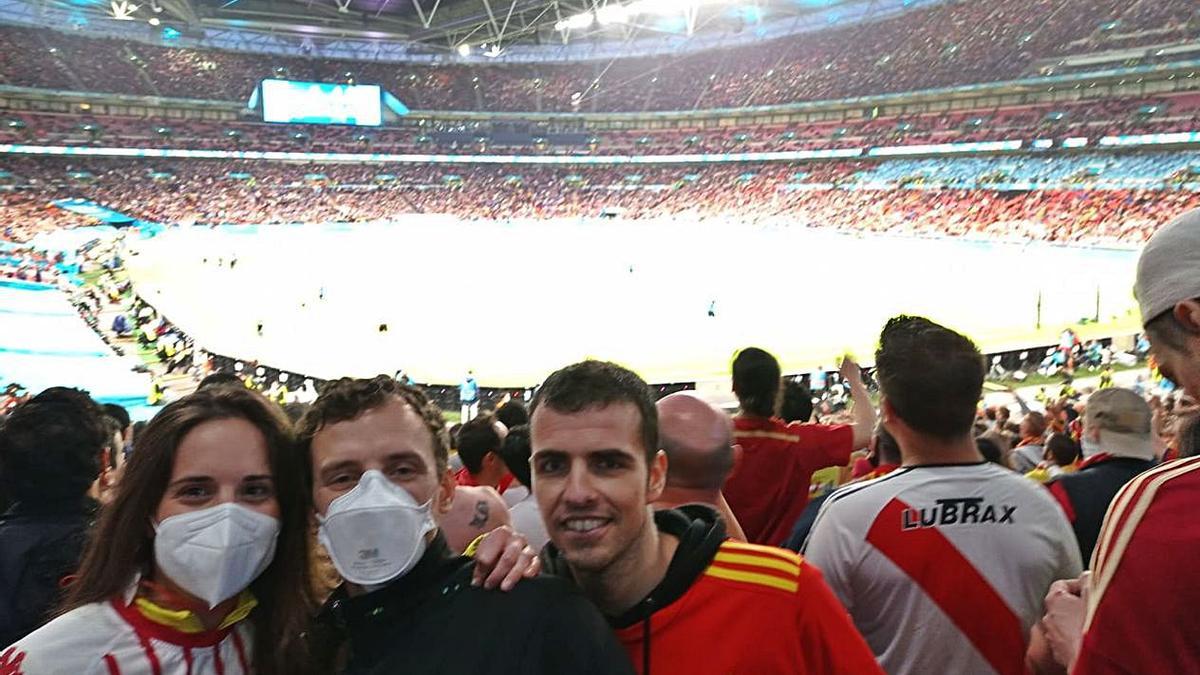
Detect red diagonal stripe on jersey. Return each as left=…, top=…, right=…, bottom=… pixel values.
left=866, top=498, right=1029, bottom=675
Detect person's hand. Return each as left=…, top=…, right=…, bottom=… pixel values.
left=1151, top=402, right=1169, bottom=438
left=1040, top=573, right=1090, bottom=670
left=839, top=356, right=865, bottom=388
left=470, top=525, right=541, bottom=591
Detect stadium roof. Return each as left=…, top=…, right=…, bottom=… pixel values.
left=17, top=0, right=881, bottom=53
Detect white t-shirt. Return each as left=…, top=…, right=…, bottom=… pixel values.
left=502, top=484, right=529, bottom=509
left=804, top=462, right=1082, bottom=675
left=504, top=486, right=550, bottom=552
left=5, top=597, right=253, bottom=675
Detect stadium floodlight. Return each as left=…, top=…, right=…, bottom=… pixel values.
left=555, top=11, right=596, bottom=31
left=641, top=0, right=693, bottom=18
left=595, top=4, right=630, bottom=25
left=110, top=0, right=139, bottom=19
left=456, top=43, right=471, bottom=57
left=577, top=0, right=725, bottom=27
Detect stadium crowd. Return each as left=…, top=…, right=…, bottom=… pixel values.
left=7, top=93, right=1200, bottom=154
left=2, top=155, right=1198, bottom=243
left=0, top=243, right=62, bottom=283
left=2, top=0, right=1200, bottom=668
left=0, top=207, right=1198, bottom=675
left=0, top=0, right=1196, bottom=111
left=4, top=94, right=1200, bottom=155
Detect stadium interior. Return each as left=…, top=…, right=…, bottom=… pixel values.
left=4, top=1, right=1200, bottom=673
left=2, top=0, right=1198, bottom=396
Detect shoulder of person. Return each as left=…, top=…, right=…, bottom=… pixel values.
left=453, top=568, right=612, bottom=637
left=4, top=602, right=124, bottom=674
left=994, top=463, right=1072, bottom=506
left=700, top=540, right=812, bottom=601
left=1091, top=457, right=1200, bottom=578
left=784, top=419, right=846, bottom=432
left=821, top=465, right=915, bottom=514
left=478, top=570, right=589, bottom=606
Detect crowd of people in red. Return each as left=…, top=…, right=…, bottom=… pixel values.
left=0, top=0, right=1195, bottom=112
left=1, top=155, right=1195, bottom=244
left=4, top=94, right=1200, bottom=156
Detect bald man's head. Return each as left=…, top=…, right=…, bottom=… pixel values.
left=657, top=392, right=736, bottom=491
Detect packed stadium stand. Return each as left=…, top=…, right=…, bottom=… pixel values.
left=0, top=0, right=1197, bottom=249
left=2, top=153, right=1196, bottom=244
left=4, top=0, right=1200, bottom=668
left=4, top=94, right=1200, bottom=153
left=0, top=0, right=1196, bottom=111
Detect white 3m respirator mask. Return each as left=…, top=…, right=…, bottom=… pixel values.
left=317, top=470, right=436, bottom=588
left=153, top=502, right=280, bottom=609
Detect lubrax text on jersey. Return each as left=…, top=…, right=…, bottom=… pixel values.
left=900, top=498, right=1016, bottom=530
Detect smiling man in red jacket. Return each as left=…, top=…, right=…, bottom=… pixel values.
left=531, top=360, right=882, bottom=675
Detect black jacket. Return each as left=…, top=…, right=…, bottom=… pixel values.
left=310, top=533, right=633, bottom=675
left=541, top=505, right=727, bottom=675
left=1049, top=456, right=1155, bottom=565
left=0, top=498, right=97, bottom=648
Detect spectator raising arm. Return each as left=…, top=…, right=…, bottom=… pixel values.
left=841, top=356, right=877, bottom=451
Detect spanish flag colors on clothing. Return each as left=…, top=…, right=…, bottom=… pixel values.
left=540, top=506, right=883, bottom=675
left=2, top=587, right=254, bottom=674
left=614, top=539, right=883, bottom=675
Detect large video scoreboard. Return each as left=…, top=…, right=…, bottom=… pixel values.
left=260, top=79, right=382, bottom=126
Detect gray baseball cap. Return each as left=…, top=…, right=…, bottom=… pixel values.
left=1084, top=388, right=1153, bottom=460
left=1136, top=209, right=1200, bottom=324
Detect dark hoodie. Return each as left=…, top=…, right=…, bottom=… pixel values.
left=309, top=532, right=632, bottom=675
left=541, top=505, right=726, bottom=675
left=0, top=497, right=98, bottom=648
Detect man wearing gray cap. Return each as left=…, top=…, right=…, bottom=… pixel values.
left=1039, top=210, right=1200, bottom=674
left=1044, top=388, right=1156, bottom=565
left=1136, top=209, right=1200, bottom=397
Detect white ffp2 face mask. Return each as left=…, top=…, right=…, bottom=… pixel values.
left=153, top=502, right=280, bottom=609
left=316, top=469, right=436, bottom=587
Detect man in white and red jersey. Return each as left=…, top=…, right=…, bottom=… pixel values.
left=1038, top=209, right=1200, bottom=675
left=804, top=316, right=1082, bottom=675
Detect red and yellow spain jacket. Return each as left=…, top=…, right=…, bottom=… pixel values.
left=546, top=505, right=882, bottom=675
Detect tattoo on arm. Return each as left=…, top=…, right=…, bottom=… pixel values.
left=469, top=500, right=489, bottom=528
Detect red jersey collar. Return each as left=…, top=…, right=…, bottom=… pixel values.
left=861, top=464, right=900, bottom=481
left=454, top=467, right=514, bottom=494
left=111, top=597, right=235, bottom=648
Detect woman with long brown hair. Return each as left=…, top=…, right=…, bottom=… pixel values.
left=2, top=385, right=314, bottom=674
